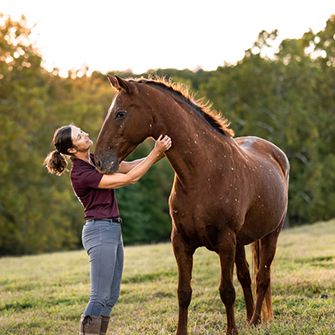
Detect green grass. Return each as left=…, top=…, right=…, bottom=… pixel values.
left=1, top=219, right=335, bottom=335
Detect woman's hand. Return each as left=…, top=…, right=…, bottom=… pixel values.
left=154, top=135, right=172, bottom=154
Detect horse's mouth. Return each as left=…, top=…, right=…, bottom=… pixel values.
left=94, top=151, right=119, bottom=174
left=95, top=144, right=137, bottom=174
left=98, top=160, right=119, bottom=174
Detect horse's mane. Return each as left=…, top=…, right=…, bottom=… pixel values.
left=132, top=77, right=235, bottom=137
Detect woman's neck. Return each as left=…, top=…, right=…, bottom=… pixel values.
left=74, top=150, right=91, bottom=164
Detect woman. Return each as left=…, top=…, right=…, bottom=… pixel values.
left=44, top=124, right=171, bottom=335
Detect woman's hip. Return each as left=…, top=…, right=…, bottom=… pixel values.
left=82, top=219, right=122, bottom=252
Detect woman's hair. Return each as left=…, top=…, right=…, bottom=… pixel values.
left=43, top=125, right=73, bottom=176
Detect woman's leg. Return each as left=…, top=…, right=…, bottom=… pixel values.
left=84, top=242, right=119, bottom=316
left=80, top=222, right=123, bottom=334
left=101, top=239, right=124, bottom=316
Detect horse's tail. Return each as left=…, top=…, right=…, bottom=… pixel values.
left=251, top=240, right=273, bottom=322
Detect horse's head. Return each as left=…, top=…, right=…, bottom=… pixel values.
left=95, top=76, right=154, bottom=174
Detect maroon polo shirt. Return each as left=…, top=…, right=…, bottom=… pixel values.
left=70, top=154, right=120, bottom=219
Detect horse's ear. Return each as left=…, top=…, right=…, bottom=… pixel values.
left=107, top=75, right=120, bottom=89
left=107, top=75, right=136, bottom=94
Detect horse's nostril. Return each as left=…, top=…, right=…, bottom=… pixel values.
left=96, top=160, right=102, bottom=169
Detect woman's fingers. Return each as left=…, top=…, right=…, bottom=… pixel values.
left=163, top=136, right=172, bottom=150
left=162, top=136, right=171, bottom=144
left=156, top=135, right=172, bottom=151
left=158, top=135, right=170, bottom=143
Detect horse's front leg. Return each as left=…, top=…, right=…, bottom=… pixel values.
left=171, top=228, right=195, bottom=335
left=218, top=228, right=238, bottom=335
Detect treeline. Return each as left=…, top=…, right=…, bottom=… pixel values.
left=0, top=13, right=334, bottom=255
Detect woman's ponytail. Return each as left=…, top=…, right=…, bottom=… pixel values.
left=43, top=125, right=73, bottom=176
left=43, top=150, right=68, bottom=176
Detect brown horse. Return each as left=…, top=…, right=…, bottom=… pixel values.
left=95, top=76, right=289, bottom=335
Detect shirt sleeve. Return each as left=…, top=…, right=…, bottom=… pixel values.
left=77, top=167, right=103, bottom=189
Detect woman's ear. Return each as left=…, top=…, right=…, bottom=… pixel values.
left=67, top=147, right=77, bottom=154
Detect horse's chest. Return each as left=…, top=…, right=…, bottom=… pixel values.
left=171, top=200, right=233, bottom=250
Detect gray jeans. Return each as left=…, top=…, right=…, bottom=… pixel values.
left=82, top=219, right=124, bottom=316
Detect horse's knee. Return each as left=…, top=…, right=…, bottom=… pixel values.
left=178, top=287, right=192, bottom=308
left=219, top=282, right=236, bottom=306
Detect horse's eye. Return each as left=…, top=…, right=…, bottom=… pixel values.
left=115, top=111, right=127, bottom=120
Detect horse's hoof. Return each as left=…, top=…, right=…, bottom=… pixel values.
left=246, top=312, right=254, bottom=323
left=249, top=316, right=261, bottom=326
left=226, top=328, right=238, bottom=335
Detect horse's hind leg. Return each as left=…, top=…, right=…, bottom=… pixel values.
left=218, top=228, right=238, bottom=335
left=250, top=226, right=282, bottom=326
left=235, top=243, right=254, bottom=321
left=171, top=230, right=195, bottom=335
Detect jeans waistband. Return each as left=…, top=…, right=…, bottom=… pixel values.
left=86, top=217, right=122, bottom=224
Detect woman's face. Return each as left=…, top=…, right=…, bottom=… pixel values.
left=71, top=126, right=93, bottom=152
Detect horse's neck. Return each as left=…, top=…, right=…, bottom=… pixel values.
left=151, top=96, right=235, bottom=185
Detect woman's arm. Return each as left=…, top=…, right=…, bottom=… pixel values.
left=97, top=135, right=171, bottom=189
left=118, top=152, right=165, bottom=173
left=118, top=159, right=144, bottom=173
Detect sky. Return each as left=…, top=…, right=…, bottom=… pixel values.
left=1, top=0, right=334, bottom=75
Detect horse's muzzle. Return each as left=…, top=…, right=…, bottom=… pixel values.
left=95, top=152, right=119, bottom=174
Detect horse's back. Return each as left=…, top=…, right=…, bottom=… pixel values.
left=235, top=136, right=290, bottom=181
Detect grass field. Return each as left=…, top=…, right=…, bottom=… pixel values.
left=1, top=219, right=334, bottom=335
